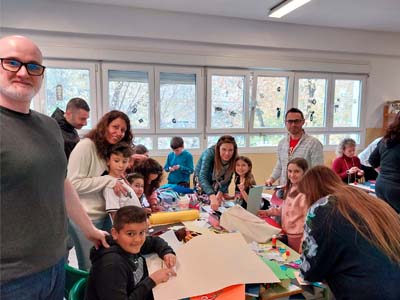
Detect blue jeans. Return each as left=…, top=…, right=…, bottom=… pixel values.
left=0, top=258, right=65, bottom=300
left=70, top=216, right=112, bottom=270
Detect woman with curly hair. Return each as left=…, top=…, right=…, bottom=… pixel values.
left=68, top=110, right=133, bottom=270
left=369, top=112, right=400, bottom=213
left=299, top=166, right=400, bottom=300
left=131, top=157, right=164, bottom=212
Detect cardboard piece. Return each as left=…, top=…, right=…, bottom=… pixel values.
left=153, top=233, right=279, bottom=300
left=190, top=284, right=245, bottom=300
left=220, top=205, right=281, bottom=243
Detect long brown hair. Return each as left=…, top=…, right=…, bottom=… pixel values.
left=86, top=110, right=133, bottom=160
left=283, top=157, right=308, bottom=199
left=298, top=166, right=400, bottom=264
left=132, top=158, right=163, bottom=198
left=234, top=156, right=256, bottom=190
left=213, top=135, right=238, bottom=180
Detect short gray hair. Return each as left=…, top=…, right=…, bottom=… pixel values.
left=336, top=138, right=356, bottom=156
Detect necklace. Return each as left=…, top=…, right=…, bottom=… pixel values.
left=343, top=156, right=355, bottom=171
left=343, top=156, right=355, bottom=183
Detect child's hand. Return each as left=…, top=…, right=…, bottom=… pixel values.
left=113, top=180, right=127, bottom=196
left=210, top=194, right=221, bottom=211
left=150, top=268, right=176, bottom=285
left=163, top=253, right=176, bottom=268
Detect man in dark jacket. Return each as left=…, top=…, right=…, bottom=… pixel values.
left=85, top=206, right=177, bottom=300
left=51, top=97, right=90, bottom=159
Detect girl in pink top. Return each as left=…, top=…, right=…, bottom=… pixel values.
left=258, top=158, right=308, bottom=252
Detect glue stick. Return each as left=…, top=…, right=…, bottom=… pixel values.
left=272, top=234, right=277, bottom=249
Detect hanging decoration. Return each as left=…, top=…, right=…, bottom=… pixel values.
left=276, top=107, right=281, bottom=119
left=56, top=84, right=63, bottom=101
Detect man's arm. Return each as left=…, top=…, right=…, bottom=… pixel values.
left=310, top=139, right=324, bottom=167
left=64, top=179, right=109, bottom=249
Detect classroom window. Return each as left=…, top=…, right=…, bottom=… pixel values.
left=249, top=134, right=286, bottom=147
left=252, top=75, right=290, bottom=129
left=328, top=133, right=360, bottom=145
left=333, top=79, right=362, bottom=127
left=108, top=70, right=151, bottom=130
left=133, top=136, right=153, bottom=150
left=209, top=74, right=247, bottom=130
left=159, top=72, right=197, bottom=129
left=207, top=135, right=246, bottom=148
left=296, top=77, right=328, bottom=128
left=37, top=61, right=96, bottom=129
left=158, top=136, right=200, bottom=150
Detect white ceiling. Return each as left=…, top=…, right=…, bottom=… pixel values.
left=66, top=0, right=400, bottom=33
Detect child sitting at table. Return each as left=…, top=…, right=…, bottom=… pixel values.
left=233, top=156, right=256, bottom=209
left=258, top=158, right=308, bottom=252
left=85, top=206, right=177, bottom=300
left=332, top=138, right=364, bottom=184
left=103, top=143, right=142, bottom=220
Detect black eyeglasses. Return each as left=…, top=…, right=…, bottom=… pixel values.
left=0, top=58, right=46, bottom=76
left=285, top=119, right=303, bottom=125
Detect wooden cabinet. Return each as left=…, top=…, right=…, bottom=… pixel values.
left=383, top=101, right=400, bottom=129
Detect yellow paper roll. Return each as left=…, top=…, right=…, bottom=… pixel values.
left=149, top=209, right=200, bottom=225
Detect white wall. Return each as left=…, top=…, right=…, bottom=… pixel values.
left=2, top=0, right=400, bottom=128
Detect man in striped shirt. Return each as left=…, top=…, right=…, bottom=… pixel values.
left=266, top=108, right=324, bottom=185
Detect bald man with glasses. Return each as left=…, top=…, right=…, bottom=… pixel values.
left=265, top=107, right=324, bottom=186
left=0, top=35, right=108, bottom=300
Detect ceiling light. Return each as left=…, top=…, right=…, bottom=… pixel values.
left=268, top=0, right=312, bottom=18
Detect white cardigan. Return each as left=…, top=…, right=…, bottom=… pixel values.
left=67, top=138, right=117, bottom=220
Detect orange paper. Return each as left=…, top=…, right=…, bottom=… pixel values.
left=190, top=284, right=245, bottom=300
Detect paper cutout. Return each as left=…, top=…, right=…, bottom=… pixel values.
left=190, top=284, right=245, bottom=300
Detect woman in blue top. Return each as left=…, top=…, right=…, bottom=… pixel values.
left=194, top=135, right=238, bottom=210
left=298, top=166, right=400, bottom=300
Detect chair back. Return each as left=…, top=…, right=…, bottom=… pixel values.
left=68, top=278, right=87, bottom=300
left=65, top=264, right=89, bottom=299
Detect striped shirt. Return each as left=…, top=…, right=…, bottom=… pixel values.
left=270, top=132, right=324, bottom=185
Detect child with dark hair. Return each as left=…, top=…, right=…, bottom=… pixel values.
left=132, top=158, right=164, bottom=212
left=85, top=206, right=176, bottom=300
left=127, top=144, right=150, bottom=174
left=126, top=173, right=151, bottom=213
left=103, top=143, right=141, bottom=220
left=164, top=136, right=194, bottom=187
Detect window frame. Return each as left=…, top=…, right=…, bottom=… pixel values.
left=293, top=72, right=367, bottom=148
left=249, top=70, right=295, bottom=134
left=154, top=65, right=204, bottom=135
left=293, top=72, right=330, bottom=133
left=102, top=62, right=155, bottom=134
left=206, top=68, right=251, bottom=134
left=36, top=59, right=99, bottom=134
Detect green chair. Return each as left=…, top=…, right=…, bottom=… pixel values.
left=68, top=278, right=87, bottom=300
left=64, top=264, right=89, bottom=299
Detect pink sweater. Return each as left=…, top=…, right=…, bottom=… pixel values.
left=267, top=186, right=307, bottom=236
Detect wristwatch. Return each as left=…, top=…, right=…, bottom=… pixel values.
left=346, top=170, right=351, bottom=175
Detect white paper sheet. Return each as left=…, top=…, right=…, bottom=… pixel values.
left=153, top=232, right=279, bottom=300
